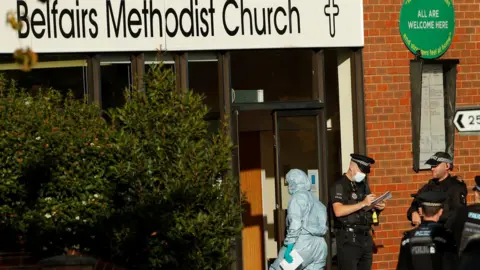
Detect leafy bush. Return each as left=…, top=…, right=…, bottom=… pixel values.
left=0, top=74, right=116, bottom=256
left=106, top=63, right=242, bottom=269
left=0, top=62, right=243, bottom=270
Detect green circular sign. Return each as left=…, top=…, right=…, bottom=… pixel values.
left=399, top=0, right=455, bottom=59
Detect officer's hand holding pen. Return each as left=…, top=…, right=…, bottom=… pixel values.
left=362, top=194, right=376, bottom=207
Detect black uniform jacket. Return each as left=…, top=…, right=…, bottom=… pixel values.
left=407, top=175, right=467, bottom=229
left=330, top=174, right=383, bottom=229
left=449, top=203, right=480, bottom=253
left=396, top=221, right=458, bottom=270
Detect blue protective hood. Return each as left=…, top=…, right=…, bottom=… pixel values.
left=286, top=169, right=311, bottom=194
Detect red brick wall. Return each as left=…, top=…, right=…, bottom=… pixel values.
left=363, top=0, right=480, bottom=269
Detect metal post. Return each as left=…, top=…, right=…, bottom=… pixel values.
left=86, top=54, right=101, bottom=109
left=174, top=52, right=189, bottom=92
left=130, top=53, right=145, bottom=92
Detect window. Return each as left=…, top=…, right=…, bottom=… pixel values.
left=188, top=52, right=220, bottom=114
left=100, top=54, right=132, bottom=111
left=230, top=49, right=313, bottom=103
left=0, top=54, right=87, bottom=100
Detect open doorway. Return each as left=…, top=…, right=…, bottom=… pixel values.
left=230, top=48, right=343, bottom=270
left=235, top=104, right=327, bottom=270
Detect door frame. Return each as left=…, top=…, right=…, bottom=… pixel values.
left=272, top=108, right=324, bottom=252
left=231, top=100, right=331, bottom=269
left=232, top=100, right=323, bottom=112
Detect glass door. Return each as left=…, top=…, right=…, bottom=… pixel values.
left=272, top=109, right=329, bottom=257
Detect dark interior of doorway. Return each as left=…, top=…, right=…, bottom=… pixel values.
left=234, top=100, right=332, bottom=270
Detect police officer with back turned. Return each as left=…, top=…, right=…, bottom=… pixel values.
left=396, top=191, right=458, bottom=270
left=450, top=176, right=480, bottom=255
left=330, top=153, right=385, bottom=270
left=457, top=235, right=480, bottom=270
left=407, top=152, right=467, bottom=230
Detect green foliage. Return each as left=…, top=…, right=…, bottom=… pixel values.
left=106, top=63, right=242, bottom=269
left=0, top=62, right=242, bottom=270
left=0, top=73, right=116, bottom=256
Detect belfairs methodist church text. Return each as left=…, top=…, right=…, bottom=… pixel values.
left=16, top=0, right=302, bottom=39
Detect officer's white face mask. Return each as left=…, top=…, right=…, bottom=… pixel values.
left=353, top=171, right=366, bottom=183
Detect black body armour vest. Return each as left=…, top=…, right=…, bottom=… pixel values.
left=459, top=209, right=480, bottom=254
left=337, top=181, right=371, bottom=227
left=407, top=224, right=441, bottom=270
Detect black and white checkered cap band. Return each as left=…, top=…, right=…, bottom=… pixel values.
left=422, top=202, right=443, bottom=207
left=351, top=158, right=371, bottom=167
left=429, top=156, right=452, bottom=164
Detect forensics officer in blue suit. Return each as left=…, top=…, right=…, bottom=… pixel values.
left=269, top=169, right=328, bottom=270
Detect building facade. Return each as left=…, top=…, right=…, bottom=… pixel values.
left=1, top=1, right=369, bottom=269
left=363, top=0, right=480, bottom=269
left=2, top=0, right=479, bottom=270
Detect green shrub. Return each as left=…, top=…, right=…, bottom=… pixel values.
left=0, top=74, right=116, bottom=257
left=106, top=63, right=242, bottom=269
left=0, top=62, right=243, bottom=270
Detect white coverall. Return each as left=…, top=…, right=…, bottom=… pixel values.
left=269, top=169, right=328, bottom=270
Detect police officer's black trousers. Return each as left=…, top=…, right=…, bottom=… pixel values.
left=336, top=229, right=373, bottom=270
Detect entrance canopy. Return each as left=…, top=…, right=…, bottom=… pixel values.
left=2, top=0, right=364, bottom=53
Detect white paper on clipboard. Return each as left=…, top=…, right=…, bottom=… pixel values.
left=363, top=191, right=392, bottom=211
left=280, top=249, right=304, bottom=270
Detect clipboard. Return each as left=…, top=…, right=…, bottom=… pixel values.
left=279, top=249, right=304, bottom=270
left=362, top=191, right=392, bottom=211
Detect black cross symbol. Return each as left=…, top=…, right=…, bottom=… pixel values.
left=324, top=0, right=340, bottom=38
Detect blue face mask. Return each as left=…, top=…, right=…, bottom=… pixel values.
left=353, top=172, right=366, bottom=183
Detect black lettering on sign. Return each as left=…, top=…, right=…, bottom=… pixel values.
left=288, top=0, right=300, bottom=34
left=221, top=0, right=299, bottom=36
left=180, top=0, right=194, bottom=37
left=106, top=0, right=215, bottom=38
left=468, top=115, right=480, bottom=125
left=165, top=8, right=178, bottom=37
left=128, top=8, right=142, bottom=38
left=17, top=0, right=30, bottom=39
left=15, top=0, right=303, bottom=40
left=148, top=0, right=163, bottom=38
left=89, top=9, right=99, bottom=38
left=17, top=0, right=98, bottom=39
left=59, top=8, right=75, bottom=38
left=106, top=0, right=127, bottom=38
left=222, top=0, right=239, bottom=36
left=200, top=4, right=210, bottom=36
left=31, top=8, right=46, bottom=38
left=274, top=7, right=287, bottom=34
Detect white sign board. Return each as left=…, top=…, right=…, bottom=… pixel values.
left=1, top=0, right=364, bottom=53
left=419, top=64, right=446, bottom=170
left=454, top=109, right=480, bottom=132
left=308, top=169, right=319, bottom=199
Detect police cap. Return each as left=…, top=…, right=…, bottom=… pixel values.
left=417, top=191, right=447, bottom=207
left=473, top=176, right=480, bottom=192
left=425, top=152, right=453, bottom=167
left=350, top=153, right=375, bottom=174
